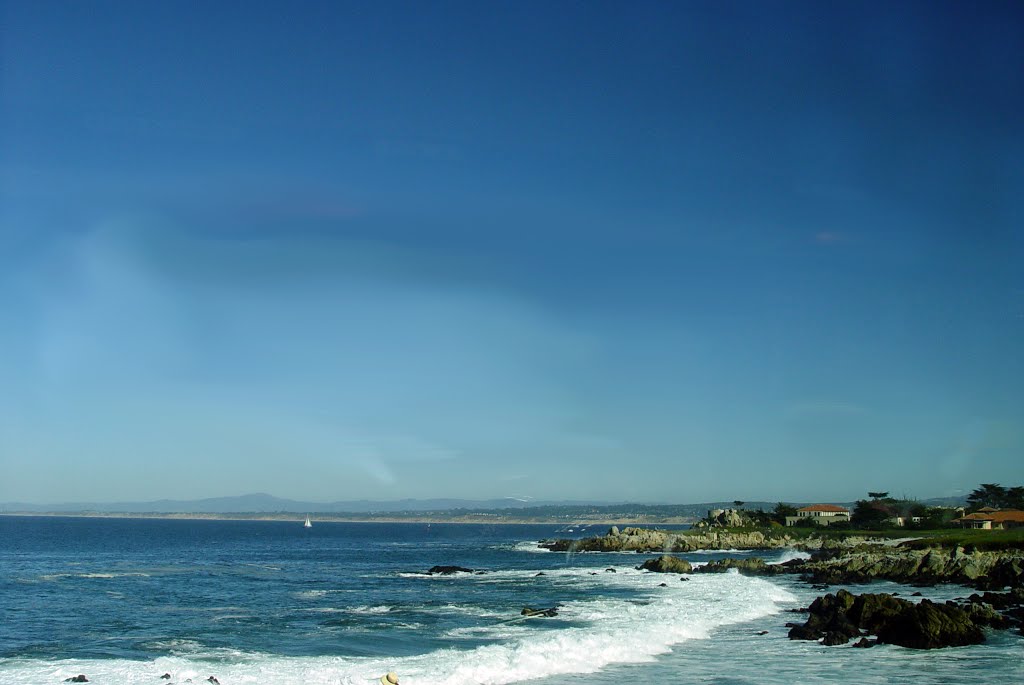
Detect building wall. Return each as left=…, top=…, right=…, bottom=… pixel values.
left=785, top=514, right=851, bottom=527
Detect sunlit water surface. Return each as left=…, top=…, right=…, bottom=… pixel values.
left=1, top=517, right=1021, bottom=685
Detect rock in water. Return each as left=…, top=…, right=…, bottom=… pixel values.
left=636, top=555, right=693, bottom=574
left=520, top=606, right=558, bottom=617
left=427, top=565, right=474, bottom=574
left=789, top=591, right=991, bottom=649
left=876, top=600, right=985, bottom=649
left=692, top=557, right=785, bottom=576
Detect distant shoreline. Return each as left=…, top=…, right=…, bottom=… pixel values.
left=0, top=511, right=694, bottom=526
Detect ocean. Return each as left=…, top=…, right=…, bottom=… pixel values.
left=1, top=517, right=1021, bottom=685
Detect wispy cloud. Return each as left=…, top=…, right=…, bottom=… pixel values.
left=1, top=217, right=599, bottom=501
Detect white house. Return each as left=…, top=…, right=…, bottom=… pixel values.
left=785, top=504, right=851, bottom=527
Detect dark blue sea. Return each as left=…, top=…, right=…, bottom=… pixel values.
left=1, top=517, right=1021, bottom=685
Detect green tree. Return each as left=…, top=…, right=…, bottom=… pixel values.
left=1005, top=486, right=1024, bottom=510
left=868, top=491, right=889, bottom=500
left=733, top=500, right=745, bottom=509
left=851, top=500, right=892, bottom=529
left=919, top=507, right=952, bottom=529
left=748, top=508, right=774, bottom=526
left=967, top=483, right=1006, bottom=511
left=772, top=502, right=798, bottom=525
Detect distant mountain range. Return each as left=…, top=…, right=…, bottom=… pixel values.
left=0, top=492, right=594, bottom=514
left=0, top=492, right=967, bottom=515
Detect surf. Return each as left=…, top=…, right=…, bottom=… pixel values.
left=1, top=569, right=793, bottom=685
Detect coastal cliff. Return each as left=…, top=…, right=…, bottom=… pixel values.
left=683, top=548, right=1024, bottom=588
left=541, top=527, right=1024, bottom=589
left=797, top=547, right=1024, bottom=589
left=539, top=526, right=820, bottom=553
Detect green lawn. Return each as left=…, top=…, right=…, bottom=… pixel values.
left=899, top=528, right=1024, bottom=551
left=677, top=525, right=1024, bottom=550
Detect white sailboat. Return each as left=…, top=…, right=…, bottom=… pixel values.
left=303, top=515, right=312, bottom=528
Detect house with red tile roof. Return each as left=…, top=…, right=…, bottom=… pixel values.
left=785, top=504, right=851, bottom=527
left=952, top=509, right=1024, bottom=530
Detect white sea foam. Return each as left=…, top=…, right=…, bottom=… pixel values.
left=210, top=613, right=252, bottom=622
left=509, top=541, right=553, bottom=553
left=769, top=549, right=812, bottom=564
left=396, top=571, right=476, bottom=579
left=39, top=572, right=151, bottom=580
left=1, top=571, right=794, bottom=685
left=295, top=589, right=351, bottom=598
left=437, top=603, right=506, bottom=618
left=349, top=605, right=392, bottom=614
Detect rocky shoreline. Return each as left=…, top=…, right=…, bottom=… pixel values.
left=539, top=525, right=818, bottom=553
left=541, top=527, right=1024, bottom=589
left=545, top=526, right=1024, bottom=649
left=783, top=588, right=1023, bottom=649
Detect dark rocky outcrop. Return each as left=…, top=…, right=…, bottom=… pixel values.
left=521, top=606, right=558, bottom=617
left=965, top=587, right=1024, bottom=611
left=691, top=557, right=789, bottom=576
left=636, top=555, right=693, bottom=574
left=875, top=601, right=985, bottom=649
left=64, top=678, right=89, bottom=683
left=788, top=589, right=995, bottom=649
left=960, top=601, right=1010, bottom=629
left=427, top=565, right=474, bottom=575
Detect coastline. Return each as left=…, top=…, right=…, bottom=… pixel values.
left=0, top=511, right=693, bottom=525
left=4, top=516, right=1023, bottom=683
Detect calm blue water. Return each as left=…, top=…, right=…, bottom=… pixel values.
left=1, top=517, right=1021, bottom=685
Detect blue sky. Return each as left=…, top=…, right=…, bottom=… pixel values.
left=1, top=1, right=1022, bottom=505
